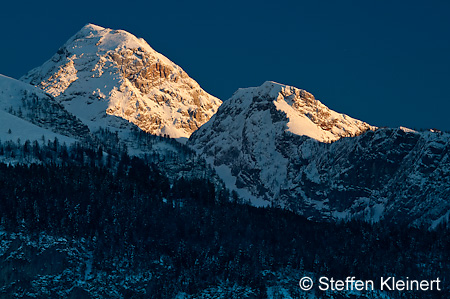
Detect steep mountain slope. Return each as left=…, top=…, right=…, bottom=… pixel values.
left=0, top=74, right=90, bottom=143
left=189, top=81, right=450, bottom=228
left=21, top=24, right=222, bottom=139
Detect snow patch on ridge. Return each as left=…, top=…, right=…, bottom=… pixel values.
left=207, top=159, right=271, bottom=207
left=0, top=110, right=76, bottom=145
left=273, top=98, right=335, bottom=141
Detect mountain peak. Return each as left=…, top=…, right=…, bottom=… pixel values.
left=234, top=81, right=284, bottom=100
left=189, top=82, right=375, bottom=208
left=224, top=82, right=375, bottom=143
left=21, top=25, right=222, bottom=139
left=62, top=23, right=154, bottom=57
left=81, top=23, right=105, bottom=31
left=259, top=80, right=284, bottom=90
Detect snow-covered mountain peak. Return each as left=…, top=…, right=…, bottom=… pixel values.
left=226, top=81, right=375, bottom=142
left=189, top=81, right=376, bottom=207
left=21, top=24, right=222, bottom=139
left=232, top=81, right=284, bottom=103
left=249, top=81, right=284, bottom=97
left=74, top=23, right=105, bottom=38
left=80, top=23, right=105, bottom=33
left=70, top=23, right=155, bottom=55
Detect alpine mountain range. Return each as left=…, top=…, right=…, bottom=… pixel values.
left=0, top=24, right=449, bottom=298
left=3, top=24, right=447, bottom=229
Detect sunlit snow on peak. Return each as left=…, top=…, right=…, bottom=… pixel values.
left=20, top=24, right=222, bottom=139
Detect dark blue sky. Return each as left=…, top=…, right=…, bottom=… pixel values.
left=1, top=0, right=449, bottom=130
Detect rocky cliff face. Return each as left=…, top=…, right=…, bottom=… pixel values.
left=284, top=126, right=450, bottom=228
left=189, top=81, right=450, bottom=228
left=21, top=24, right=222, bottom=139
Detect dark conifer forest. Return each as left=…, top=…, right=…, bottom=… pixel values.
left=0, top=137, right=448, bottom=298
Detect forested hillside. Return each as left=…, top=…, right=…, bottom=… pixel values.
left=0, top=138, right=448, bottom=298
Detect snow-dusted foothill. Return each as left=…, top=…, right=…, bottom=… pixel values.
left=0, top=74, right=89, bottom=143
